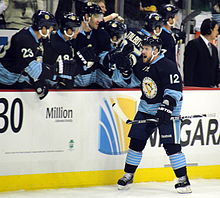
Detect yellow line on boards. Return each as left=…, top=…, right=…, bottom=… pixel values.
left=0, top=165, right=219, bottom=192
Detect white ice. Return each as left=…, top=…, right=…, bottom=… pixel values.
left=0, top=179, right=219, bottom=198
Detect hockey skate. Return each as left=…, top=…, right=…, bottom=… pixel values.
left=117, top=173, right=134, bottom=190
left=175, top=176, right=192, bottom=194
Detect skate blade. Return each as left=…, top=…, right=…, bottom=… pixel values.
left=176, top=186, right=192, bottom=194
left=117, top=183, right=132, bottom=190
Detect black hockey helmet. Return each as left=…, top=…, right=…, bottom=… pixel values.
left=141, top=35, right=162, bottom=51
left=81, top=2, right=103, bottom=16
left=105, top=20, right=127, bottom=40
left=60, top=12, right=81, bottom=33
left=144, top=12, right=163, bottom=33
left=32, top=10, right=56, bottom=30
left=158, top=4, right=178, bottom=22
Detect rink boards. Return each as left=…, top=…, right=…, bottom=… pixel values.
left=0, top=88, right=219, bottom=192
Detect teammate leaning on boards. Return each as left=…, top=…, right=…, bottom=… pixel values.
left=43, top=12, right=83, bottom=89
left=117, top=36, right=191, bottom=194
left=73, top=2, right=112, bottom=88
left=0, top=10, right=57, bottom=99
left=0, top=10, right=82, bottom=99
left=101, top=20, right=140, bottom=88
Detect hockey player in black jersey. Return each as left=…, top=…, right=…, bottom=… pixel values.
left=102, top=20, right=140, bottom=88
left=117, top=36, right=191, bottom=194
left=158, top=4, right=179, bottom=63
left=0, top=10, right=57, bottom=99
left=109, top=13, right=163, bottom=88
left=126, top=12, right=163, bottom=54
left=73, top=2, right=112, bottom=88
left=43, top=12, right=82, bottom=89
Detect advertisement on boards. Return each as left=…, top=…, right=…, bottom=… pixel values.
left=0, top=89, right=219, bottom=176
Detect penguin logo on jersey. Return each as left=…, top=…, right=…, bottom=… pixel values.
left=142, top=77, right=157, bottom=99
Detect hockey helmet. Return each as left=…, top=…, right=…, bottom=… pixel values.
left=32, top=10, right=56, bottom=30
left=144, top=12, right=163, bottom=33
left=60, top=12, right=81, bottom=32
left=158, top=4, right=178, bottom=21
left=105, top=20, right=127, bottom=45
left=141, top=35, right=162, bottom=51
left=105, top=20, right=127, bottom=39
left=81, top=2, right=103, bottom=16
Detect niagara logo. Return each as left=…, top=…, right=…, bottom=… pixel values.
left=98, top=97, right=137, bottom=155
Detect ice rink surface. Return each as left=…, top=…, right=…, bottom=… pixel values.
left=0, top=179, right=219, bottom=198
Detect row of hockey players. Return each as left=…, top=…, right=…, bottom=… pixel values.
left=0, top=2, right=185, bottom=99
left=0, top=2, right=192, bottom=193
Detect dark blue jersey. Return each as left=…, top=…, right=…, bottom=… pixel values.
left=75, top=28, right=111, bottom=54
left=0, top=27, right=54, bottom=86
left=133, top=54, right=182, bottom=116
left=73, top=28, right=113, bottom=88
left=0, top=27, right=42, bottom=74
left=159, top=27, right=176, bottom=63
left=74, top=28, right=111, bottom=74
left=43, top=30, right=75, bottom=65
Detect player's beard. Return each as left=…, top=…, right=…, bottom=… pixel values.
left=142, top=55, right=151, bottom=63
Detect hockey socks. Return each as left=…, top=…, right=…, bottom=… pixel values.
left=169, top=152, right=186, bottom=171
left=124, top=149, right=142, bottom=173
left=125, top=149, right=143, bottom=166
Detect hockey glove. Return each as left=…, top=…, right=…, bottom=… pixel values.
left=56, top=60, right=80, bottom=77
left=56, top=60, right=74, bottom=76
left=156, top=96, right=176, bottom=125
left=76, top=44, right=99, bottom=68
left=110, top=51, right=133, bottom=73
left=117, top=43, right=136, bottom=69
left=122, top=43, right=134, bottom=56
left=32, top=79, right=49, bottom=100
left=172, top=28, right=186, bottom=44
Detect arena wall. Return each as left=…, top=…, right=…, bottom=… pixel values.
left=0, top=88, right=219, bottom=192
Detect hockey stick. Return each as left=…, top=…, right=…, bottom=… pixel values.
left=112, top=103, right=216, bottom=125
left=181, top=10, right=201, bottom=31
